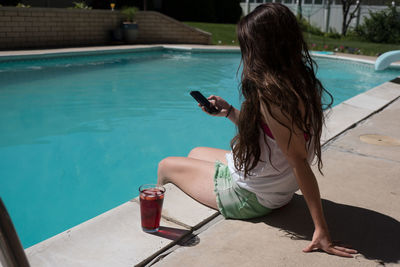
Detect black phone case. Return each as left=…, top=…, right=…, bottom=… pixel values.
left=190, top=91, right=219, bottom=114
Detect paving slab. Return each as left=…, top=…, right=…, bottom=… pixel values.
left=327, top=99, right=400, bottom=164
left=320, top=69, right=400, bottom=145
left=26, top=201, right=188, bottom=267
left=154, top=100, right=400, bottom=267
left=344, top=93, right=388, bottom=110
left=25, top=183, right=218, bottom=267
left=157, top=184, right=219, bottom=229
left=313, top=146, right=400, bottom=220
left=152, top=217, right=378, bottom=267
left=365, top=81, right=400, bottom=101
left=322, top=102, right=371, bottom=142
left=321, top=80, right=400, bottom=144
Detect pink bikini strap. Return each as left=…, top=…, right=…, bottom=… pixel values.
left=261, top=123, right=274, bottom=139
left=261, top=123, right=309, bottom=141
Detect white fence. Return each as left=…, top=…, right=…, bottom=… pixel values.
left=240, top=2, right=390, bottom=33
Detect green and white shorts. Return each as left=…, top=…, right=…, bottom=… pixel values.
left=213, top=161, right=272, bottom=219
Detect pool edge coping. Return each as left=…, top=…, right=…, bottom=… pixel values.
left=1, top=45, right=400, bottom=70
left=14, top=45, right=399, bottom=265
left=0, top=45, right=241, bottom=62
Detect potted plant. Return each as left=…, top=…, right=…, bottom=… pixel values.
left=73, top=1, right=91, bottom=9
left=121, top=6, right=139, bottom=43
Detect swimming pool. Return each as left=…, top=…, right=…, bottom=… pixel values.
left=0, top=48, right=398, bottom=248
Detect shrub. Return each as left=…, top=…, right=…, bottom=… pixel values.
left=298, top=18, right=323, bottom=36
left=343, top=29, right=363, bottom=41
left=161, top=0, right=242, bottom=23
left=214, top=0, right=243, bottom=23
left=324, top=28, right=341, bottom=39
left=355, top=6, right=400, bottom=44
left=91, top=0, right=242, bottom=23
left=72, top=1, right=92, bottom=9
left=16, top=3, right=30, bottom=8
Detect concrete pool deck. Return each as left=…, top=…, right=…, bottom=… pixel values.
left=0, top=45, right=399, bottom=266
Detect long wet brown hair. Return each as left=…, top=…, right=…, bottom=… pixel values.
left=232, top=3, right=332, bottom=176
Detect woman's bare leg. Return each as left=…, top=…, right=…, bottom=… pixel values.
left=188, top=147, right=230, bottom=165
left=157, top=156, right=218, bottom=209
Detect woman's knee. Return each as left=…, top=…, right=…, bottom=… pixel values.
left=157, top=157, right=176, bottom=184
left=188, top=147, right=205, bottom=158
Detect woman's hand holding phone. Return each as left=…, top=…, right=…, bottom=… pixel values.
left=200, top=95, right=231, bottom=117
left=190, top=91, right=236, bottom=122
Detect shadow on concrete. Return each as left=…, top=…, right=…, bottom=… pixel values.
left=149, top=226, right=200, bottom=247
left=149, top=226, right=190, bottom=241
left=249, top=194, right=400, bottom=264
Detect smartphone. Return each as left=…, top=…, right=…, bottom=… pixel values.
left=190, top=91, right=219, bottom=114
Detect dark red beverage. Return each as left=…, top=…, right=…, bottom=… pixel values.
left=139, top=185, right=165, bottom=232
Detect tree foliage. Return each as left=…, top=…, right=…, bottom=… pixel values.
left=355, top=6, right=400, bottom=43
left=90, top=0, right=242, bottom=23
left=214, top=0, right=243, bottom=23
left=341, top=0, right=362, bottom=35
left=297, top=17, right=324, bottom=35
left=161, top=0, right=242, bottom=23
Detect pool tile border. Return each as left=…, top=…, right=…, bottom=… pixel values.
left=0, top=46, right=165, bottom=62
left=11, top=45, right=399, bottom=266
left=0, top=45, right=241, bottom=62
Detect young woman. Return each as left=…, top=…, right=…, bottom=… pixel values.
left=157, top=3, right=357, bottom=258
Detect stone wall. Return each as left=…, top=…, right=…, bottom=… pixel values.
left=0, top=8, right=211, bottom=50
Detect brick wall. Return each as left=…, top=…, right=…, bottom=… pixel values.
left=0, top=7, right=122, bottom=50
left=0, top=8, right=211, bottom=50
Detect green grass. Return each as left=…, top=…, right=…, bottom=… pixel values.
left=304, top=33, right=400, bottom=56
left=184, top=22, right=238, bottom=46
left=185, top=21, right=400, bottom=56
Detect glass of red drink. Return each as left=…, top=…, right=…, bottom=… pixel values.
left=139, top=184, right=165, bottom=233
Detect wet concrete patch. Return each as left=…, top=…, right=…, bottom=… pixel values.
left=359, top=134, right=400, bottom=146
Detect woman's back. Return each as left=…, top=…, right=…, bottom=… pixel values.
left=226, top=124, right=315, bottom=209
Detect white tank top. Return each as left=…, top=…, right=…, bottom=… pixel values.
left=225, top=129, right=315, bottom=209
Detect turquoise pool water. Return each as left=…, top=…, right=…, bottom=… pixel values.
left=0, top=49, right=398, bottom=248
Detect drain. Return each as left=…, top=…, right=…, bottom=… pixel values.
left=359, top=134, right=400, bottom=146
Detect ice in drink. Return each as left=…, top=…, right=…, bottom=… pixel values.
left=139, top=185, right=165, bottom=232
